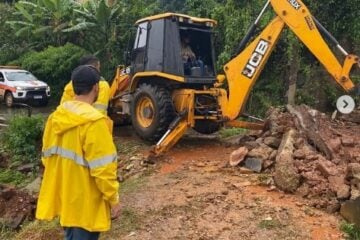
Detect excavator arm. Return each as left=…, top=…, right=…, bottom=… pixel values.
left=223, top=0, right=359, bottom=120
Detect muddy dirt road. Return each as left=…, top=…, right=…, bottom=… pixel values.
left=5, top=108, right=351, bottom=240
left=101, top=129, right=345, bottom=240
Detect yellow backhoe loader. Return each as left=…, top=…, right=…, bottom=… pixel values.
left=109, top=0, right=359, bottom=156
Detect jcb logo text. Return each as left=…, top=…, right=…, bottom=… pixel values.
left=242, top=39, right=269, bottom=79
left=287, top=0, right=301, bottom=10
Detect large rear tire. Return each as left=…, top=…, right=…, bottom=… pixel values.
left=193, top=120, right=220, bottom=134
left=131, top=83, right=175, bottom=142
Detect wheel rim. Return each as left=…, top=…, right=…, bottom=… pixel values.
left=5, top=94, right=13, bottom=107
left=136, top=96, right=155, bottom=128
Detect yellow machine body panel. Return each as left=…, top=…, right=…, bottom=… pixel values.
left=130, top=72, right=185, bottom=91
left=136, top=12, right=217, bottom=26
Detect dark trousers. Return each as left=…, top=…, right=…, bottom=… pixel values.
left=64, top=227, right=100, bottom=240
left=184, top=59, right=205, bottom=76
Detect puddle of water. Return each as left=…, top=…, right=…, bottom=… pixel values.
left=0, top=103, right=55, bottom=119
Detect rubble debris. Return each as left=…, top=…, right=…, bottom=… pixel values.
left=328, top=176, right=350, bottom=200
left=264, top=136, right=281, bottom=148
left=229, top=147, right=248, bottom=167
left=339, top=109, right=360, bottom=124
left=226, top=104, right=360, bottom=212
left=346, top=163, right=360, bottom=181
left=242, top=141, right=260, bottom=151
left=287, top=105, right=333, bottom=159
left=0, top=184, right=36, bottom=229
left=328, top=138, right=341, bottom=153
left=274, top=129, right=300, bottom=192
left=293, top=149, right=306, bottom=159
left=244, top=158, right=263, bottom=173
left=341, top=137, right=355, bottom=147
left=316, top=159, right=337, bottom=178
left=247, top=146, right=272, bottom=161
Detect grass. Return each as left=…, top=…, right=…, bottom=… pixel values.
left=341, top=222, right=360, bottom=240
left=116, top=208, right=141, bottom=233
left=0, top=224, right=15, bottom=240
left=219, top=127, right=247, bottom=138
left=14, top=219, right=62, bottom=240
left=116, top=140, right=145, bottom=157
left=258, top=218, right=281, bottom=230
left=101, top=207, right=142, bottom=239
left=0, top=168, right=29, bottom=186
left=120, top=176, right=145, bottom=195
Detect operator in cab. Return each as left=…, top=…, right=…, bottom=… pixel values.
left=181, top=32, right=204, bottom=76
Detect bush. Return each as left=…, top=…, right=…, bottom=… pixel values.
left=11, top=43, right=87, bottom=101
left=2, top=115, right=44, bottom=166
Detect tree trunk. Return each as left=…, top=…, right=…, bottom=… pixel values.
left=287, top=42, right=300, bottom=106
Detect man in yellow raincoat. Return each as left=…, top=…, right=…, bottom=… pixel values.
left=60, top=55, right=110, bottom=115
left=60, top=55, right=113, bottom=132
left=36, top=65, right=120, bottom=240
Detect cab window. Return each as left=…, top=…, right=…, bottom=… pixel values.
left=133, top=22, right=148, bottom=49
left=0, top=72, right=4, bottom=82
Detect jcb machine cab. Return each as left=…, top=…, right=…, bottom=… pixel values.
left=110, top=0, right=360, bottom=157
left=111, top=13, right=222, bottom=142
left=132, top=13, right=217, bottom=85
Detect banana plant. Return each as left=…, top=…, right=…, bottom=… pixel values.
left=6, top=0, right=76, bottom=48
left=62, top=0, right=121, bottom=57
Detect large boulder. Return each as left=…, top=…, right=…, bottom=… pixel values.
left=341, top=197, right=360, bottom=228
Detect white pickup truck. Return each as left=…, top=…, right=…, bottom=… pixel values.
left=0, top=66, right=50, bottom=107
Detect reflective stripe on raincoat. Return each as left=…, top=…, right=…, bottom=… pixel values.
left=36, top=101, right=119, bottom=232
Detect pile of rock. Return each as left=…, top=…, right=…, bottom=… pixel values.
left=0, top=185, right=36, bottom=229
left=229, top=105, right=360, bottom=213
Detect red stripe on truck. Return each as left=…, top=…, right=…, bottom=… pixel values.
left=0, top=83, right=16, bottom=92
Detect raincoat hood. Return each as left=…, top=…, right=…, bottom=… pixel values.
left=52, top=101, right=104, bottom=135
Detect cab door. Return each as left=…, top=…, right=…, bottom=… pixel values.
left=132, top=22, right=148, bottom=74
